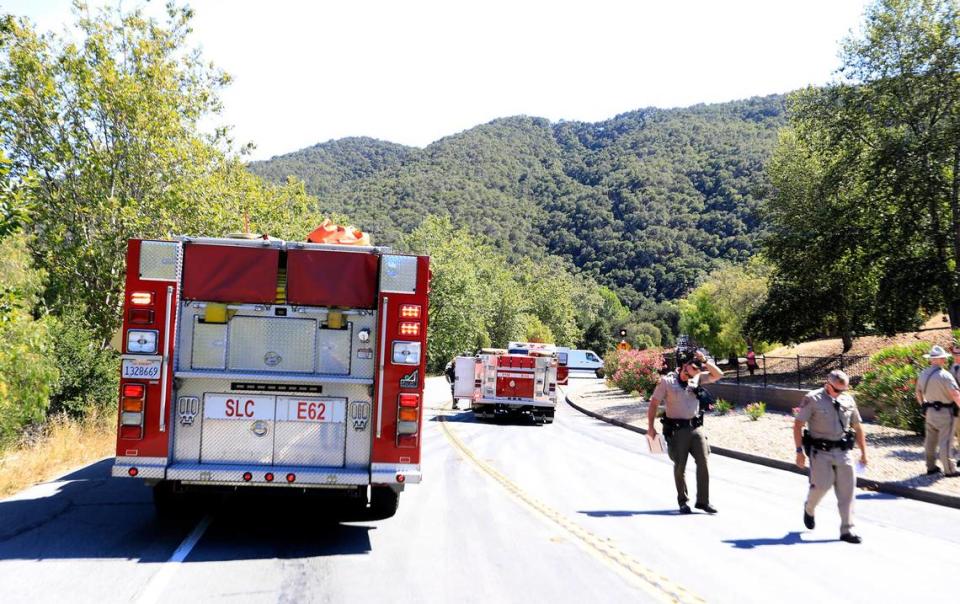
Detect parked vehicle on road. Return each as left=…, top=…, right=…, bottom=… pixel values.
left=508, top=341, right=569, bottom=384
left=454, top=347, right=559, bottom=424
left=563, top=349, right=604, bottom=377
left=112, top=231, right=430, bottom=520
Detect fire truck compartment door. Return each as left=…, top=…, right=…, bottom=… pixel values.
left=200, top=393, right=276, bottom=464
left=453, top=357, right=479, bottom=398
left=228, top=316, right=317, bottom=373
left=273, top=396, right=347, bottom=466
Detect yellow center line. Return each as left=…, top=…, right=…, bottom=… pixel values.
left=438, top=415, right=705, bottom=604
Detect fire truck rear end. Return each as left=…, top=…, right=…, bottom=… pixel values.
left=452, top=346, right=559, bottom=424
left=111, top=235, right=429, bottom=519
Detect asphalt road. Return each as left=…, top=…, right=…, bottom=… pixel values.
left=1, top=376, right=958, bottom=603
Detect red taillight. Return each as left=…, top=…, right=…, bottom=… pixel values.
left=119, top=425, right=142, bottom=440
left=396, top=473, right=405, bottom=483
left=397, top=434, right=418, bottom=448
left=128, top=467, right=139, bottom=477
left=242, top=472, right=252, bottom=482
left=399, top=304, right=421, bottom=319
left=265, top=472, right=274, bottom=482
left=399, top=393, right=420, bottom=408
left=128, top=308, right=154, bottom=324
left=131, top=292, right=153, bottom=306
left=123, top=384, right=145, bottom=398
left=286, top=473, right=296, bottom=483
left=398, top=322, right=420, bottom=337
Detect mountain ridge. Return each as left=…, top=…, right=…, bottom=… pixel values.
left=248, top=94, right=788, bottom=307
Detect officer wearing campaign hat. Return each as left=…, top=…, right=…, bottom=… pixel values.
left=794, top=370, right=868, bottom=544
left=916, top=345, right=960, bottom=476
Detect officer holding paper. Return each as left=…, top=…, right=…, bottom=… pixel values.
left=793, top=370, right=867, bottom=544
left=647, top=349, right=723, bottom=514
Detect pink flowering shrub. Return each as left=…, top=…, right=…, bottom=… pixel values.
left=858, top=342, right=932, bottom=434
left=610, top=349, right=665, bottom=397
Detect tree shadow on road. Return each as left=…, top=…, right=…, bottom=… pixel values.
left=0, top=459, right=374, bottom=562
left=723, top=531, right=837, bottom=549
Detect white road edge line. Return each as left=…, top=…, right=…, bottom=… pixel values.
left=134, top=515, right=212, bottom=604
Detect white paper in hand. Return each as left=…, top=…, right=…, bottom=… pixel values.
left=855, top=461, right=867, bottom=476
left=645, top=433, right=668, bottom=455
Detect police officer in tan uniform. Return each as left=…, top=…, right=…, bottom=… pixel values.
left=648, top=349, right=723, bottom=514
left=916, top=345, right=960, bottom=476
left=794, top=370, right=867, bottom=544
left=950, top=343, right=960, bottom=460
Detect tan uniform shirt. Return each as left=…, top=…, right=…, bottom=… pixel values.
left=796, top=387, right=861, bottom=440
left=916, top=366, right=959, bottom=404
left=651, top=370, right=720, bottom=420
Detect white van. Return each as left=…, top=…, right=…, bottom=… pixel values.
left=563, top=349, right=604, bottom=377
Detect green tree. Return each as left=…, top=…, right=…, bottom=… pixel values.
left=0, top=232, right=58, bottom=444
left=0, top=3, right=231, bottom=342
left=755, top=0, right=960, bottom=345
left=681, top=259, right=773, bottom=357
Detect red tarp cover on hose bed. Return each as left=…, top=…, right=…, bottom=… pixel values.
left=182, top=244, right=279, bottom=303
left=286, top=249, right=379, bottom=308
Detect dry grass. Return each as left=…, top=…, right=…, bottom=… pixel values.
left=0, top=407, right=116, bottom=498
left=764, top=314, right=954, bottom=359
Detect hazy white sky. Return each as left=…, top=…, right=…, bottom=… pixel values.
left=5, top=0, right=871, bottom=160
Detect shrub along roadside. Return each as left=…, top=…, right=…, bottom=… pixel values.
left=608, top=349, right=665, bottom=398
left=857, top=342, right=931, bottom=435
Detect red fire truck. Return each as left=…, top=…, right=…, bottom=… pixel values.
left=111, top=234, right=430, bottom=519
left=453, top=345, right=559, bottom=424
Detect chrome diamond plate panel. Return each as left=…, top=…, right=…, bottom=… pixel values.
left=139, top=240, right=180, bottom=281
left=228, top=316, right=316, bottom=373
left=191, top=319, right=227, bottom=370
left=318, top=327, right=351, bottom=375
left=199, top=392, right=275, bottom=464
left=172, top=378, right=371, bottom=469
left=379, top=254, right=418, bottom=294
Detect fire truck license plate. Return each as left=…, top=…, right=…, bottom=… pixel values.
left=121, top=358, right=162, bottom=380
left=204, top=394, right=275, bottom=420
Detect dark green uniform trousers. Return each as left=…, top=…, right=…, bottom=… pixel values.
left=666, top=425, right=710, bottom=506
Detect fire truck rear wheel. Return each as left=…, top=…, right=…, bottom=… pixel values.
left=367, top=486, right=400, bottom=520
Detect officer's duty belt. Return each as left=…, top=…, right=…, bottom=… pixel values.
left=662, top=416, right=702, bottom=429
left=922, top=401, right=959, bottom=416
left=809, top=437, right=851, bottom=452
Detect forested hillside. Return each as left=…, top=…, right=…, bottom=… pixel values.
left=249, top=96, right=786, bottom=307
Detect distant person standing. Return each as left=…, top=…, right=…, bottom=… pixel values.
left=444, top=359, right=458, bottom=411
left=745, top=347, right=758, bottom=377
left=916, top=345, right=960, bottom=476
left=793, top=370, right=867, bottom=544
left=647, top=349, right=723, bottom=514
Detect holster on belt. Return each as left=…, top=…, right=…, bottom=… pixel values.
left=922, top=401, right=959, bottom=417
left=804, top=429, right=855, bottom=453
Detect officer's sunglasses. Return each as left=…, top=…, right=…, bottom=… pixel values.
left=828, top=383, right=847, bottom=394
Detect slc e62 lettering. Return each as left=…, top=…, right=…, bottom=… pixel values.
left=225, top=398, right=256, bottom=418
left=297, top=401, right=326, bottom=421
